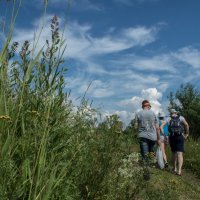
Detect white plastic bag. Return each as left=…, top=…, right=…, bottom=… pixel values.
left=156, top=146, right=164, bottom=169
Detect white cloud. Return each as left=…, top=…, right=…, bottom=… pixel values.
left=11, top=15, right=161, bottom=61
left=84, top=80, right=115, bottom=98
left=113, top=0, right=133, bottom=6
left=132, top=54, right=176, bottom=72
left=172, top=47, right=200, bottom=69
left=67, top=76, right=114, bottom=98
left=72, top=0, right=104, bottom=11
left=122, top=26, right=158, bottom=46
left=119, top=87, right=162, bottom=114
left=12, top=15, right=54, bottom=54
left=98, top=109, right=134, bottom=127
left=65, top=22, right=160, bottom=59
left=44, top=0, right=104, bottom=11
left=136, top=0, right=160, bottom=3
left=114, top=110, right=135, bottom=126
left=119, top=96, right=142, bottom=110
left=103, top=88, right=163, bottom=126
left=113, top=0, right=159, bottom=6
left=141, top=88, right=162, bottom=101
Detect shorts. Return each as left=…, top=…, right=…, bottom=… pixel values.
left=160, top=135, right=169, bottom=144
left=169, top=134, right=184, bottom=152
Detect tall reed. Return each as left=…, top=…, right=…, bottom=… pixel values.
left=0, top=1, right=142, bottom=199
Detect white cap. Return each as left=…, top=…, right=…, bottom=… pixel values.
left=170, top=109, right=177, bottom=114
left=158, top=112, right=165, bottom=117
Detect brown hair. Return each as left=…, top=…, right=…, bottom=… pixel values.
left=142, top=100, right=151, bottom=108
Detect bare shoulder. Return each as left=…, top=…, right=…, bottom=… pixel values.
left=180, top=116, right=189, bottom=126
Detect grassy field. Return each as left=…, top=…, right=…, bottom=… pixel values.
left=0, top=1, right=200, bottom=199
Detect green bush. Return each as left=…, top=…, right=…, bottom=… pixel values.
left=184, top=139, right=200, bottom=178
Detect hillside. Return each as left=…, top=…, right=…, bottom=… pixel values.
left=99, top=151, right=200, bottom=200
left=139, top=167, right=200, bottom=200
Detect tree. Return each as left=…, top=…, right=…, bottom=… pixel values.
left=168, top=83, right=200, bottom=139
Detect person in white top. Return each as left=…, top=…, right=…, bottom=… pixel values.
left=158, top=112, right=169, bottom=168
left=135, top=100, right=161, bottom=180
left=167, top=109, right=189, bottom=176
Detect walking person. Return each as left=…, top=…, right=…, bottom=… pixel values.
left=135, top=100, right=161, bottom=180
left=167, top=109, right=189, bottom=176
left=158, top=112, right=169, bottom=168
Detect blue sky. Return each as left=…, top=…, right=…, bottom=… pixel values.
left=1, top=0, right=200, bottom=125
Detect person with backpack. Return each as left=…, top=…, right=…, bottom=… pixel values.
left=158, top=112, right=169, bottom=168
left=167, top=109, right=189, bottom=176
left=135, top=100, right=161, bottom=180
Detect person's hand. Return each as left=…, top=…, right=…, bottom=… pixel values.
left=183, top=134, right=189, bottom=140
left=157, top=138, right=161, bottom=145
left=164, top=136, right=168, bottom=144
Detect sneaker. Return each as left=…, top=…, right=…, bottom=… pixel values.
left=164, top=162, right=168, bottom=168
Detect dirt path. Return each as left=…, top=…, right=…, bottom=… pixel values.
left=150, top=166, right=200, bottom=200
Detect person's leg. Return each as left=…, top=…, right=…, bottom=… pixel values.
left=139, top=138, right=149, bottom=159
left=164, top=136, right=169, bottom=166
left=176, top=136, right=184, bottom=175
left=148, top=140, right=156, bottom=166
left=172, top=152, right=178, bottom=172
left=139, top=138, right=150, bottom=180
left=159, top=137, right=167, bottom=161
left=177, top=152, right=183, bottom=175
left=169, top=135, right=177, bottom=171
left=160, top=141, right=168, bottom=167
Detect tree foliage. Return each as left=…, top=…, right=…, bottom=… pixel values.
left=168, top=83, right=200, bottom=139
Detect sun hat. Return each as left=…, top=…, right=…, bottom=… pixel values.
left=158, top=112, right=165, bottom=118
left=170, top=108, right=177, bottom=114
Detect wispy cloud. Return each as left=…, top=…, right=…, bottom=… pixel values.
left=11, top=14, right=200, bottom=125
left=113, top=0, right=134, bottom=6
left=172, top=47, right=200, bottom=69
left=71, top=0, right=104, bottom=11
left=66, top=22, right=160, bottom=60
left=12, top=15, right=161, bottom=59
left=113, top=0, right=160, bottom=6
left=42, top=0, right=104, bottom=11
left=79, top=79, right=115, bottom=98
left=131, top=54, right=176, bottom=72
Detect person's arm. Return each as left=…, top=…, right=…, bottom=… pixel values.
left=155, top=116, right=161, bottom=144
left=182, top=118, right=189, bottom=139
left=160, top=120, right=168, bottom=141
left=156, top=123, right=161, bottom=145
left=160, top=120, right=167, bottom=136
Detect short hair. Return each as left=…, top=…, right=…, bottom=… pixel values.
left=142, top=100, right=151, bottom=108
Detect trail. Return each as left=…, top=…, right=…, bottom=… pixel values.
left=147, top=166, right=200, bottom=200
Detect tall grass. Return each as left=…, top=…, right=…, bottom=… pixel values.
left=184, top=139, right=200, bottom=178
left=0, top=2, right=75, bottom=198
left=1, top=1, right=199, bottom=200
left=0, top=2, right=142, bottom=199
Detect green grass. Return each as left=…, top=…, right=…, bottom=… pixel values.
left=0, top=1, right=200, bottom=199
left=184, top=139, right=200, bottom=178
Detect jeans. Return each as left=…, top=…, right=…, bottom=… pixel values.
left=139, top=137, right=156, bottom=158
left=139, top=137, right=156, bottom=180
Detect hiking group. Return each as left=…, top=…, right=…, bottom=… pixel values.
left=135, top=100, right=189, bottom=180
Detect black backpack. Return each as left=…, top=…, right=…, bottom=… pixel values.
left=168, top=116, right=183, bottom=136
